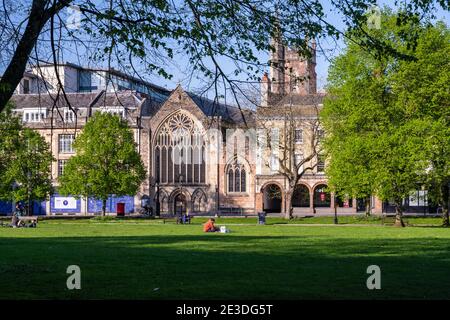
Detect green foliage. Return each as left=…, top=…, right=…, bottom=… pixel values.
left=0, top=105, right=54, bottom=204
left=321, top=12, right=449, bottom=219
left=58, top=112, right=146, bottom=214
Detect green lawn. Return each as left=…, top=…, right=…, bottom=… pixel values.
left=1, top=218, right=449, bottom=299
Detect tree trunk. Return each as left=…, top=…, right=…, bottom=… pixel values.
left=441, top=183, right=449, bottom=227
left=0, top=0, right=55, bottom=111
left=285, top=191, right=293, bottom=220
left=394, top=202, right=405, bottom=227
left=365, top=198, right=371, bottom=217
left=102, top=199, right=107, bottom=217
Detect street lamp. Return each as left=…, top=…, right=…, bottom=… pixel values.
left=155, top=180, right=160, bottom=217
left=333, top=194, right=338, bottom=225
left=180, top=173, right=184, bottom=211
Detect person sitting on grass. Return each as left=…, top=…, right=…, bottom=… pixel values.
left=203, top=218, right=219, bottom=232
left=11, top=202, right=23, bottom=228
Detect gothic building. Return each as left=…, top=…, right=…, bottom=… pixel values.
left=1, top=43, right=391, bottom=216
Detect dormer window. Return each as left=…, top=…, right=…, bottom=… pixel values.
left=64, top=108, right=75, bottom=122
left=100, top=106, right=125, bottom=118
left=23, top=109, right=46, bottom=122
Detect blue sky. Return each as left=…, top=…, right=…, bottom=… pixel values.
left=1, top=1, right=449, bottom=100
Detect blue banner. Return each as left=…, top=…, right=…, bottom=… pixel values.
left=88, top=195, right=134, bottom=214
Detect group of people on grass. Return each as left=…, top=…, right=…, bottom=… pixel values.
left=0, top=202, right=36, bottom=228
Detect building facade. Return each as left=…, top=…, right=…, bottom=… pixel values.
left=1, top=44, right=394, bottom=216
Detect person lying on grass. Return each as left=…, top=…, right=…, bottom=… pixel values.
left=203, top=218, right=219, bottom=232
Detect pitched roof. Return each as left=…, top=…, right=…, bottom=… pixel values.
left=187, top=92, right=255, bottom=125
left=10, top=90, right=148, bottom=111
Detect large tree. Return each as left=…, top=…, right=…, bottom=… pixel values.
left=391, top=21, right=450, bottom=226
left=321, top=12, right=448, bottom=227
left=0, top=0, right=447, bottom=115
left=0, top=107, right=54, bottom=215
left=58, top=112, right=146, bottom=216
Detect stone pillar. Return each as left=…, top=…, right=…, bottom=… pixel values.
left=309, top=190, right=314, bottom=213
left=255, top=193, right=263, bottom=213
left=373, top=197, right=383, bottom=215
left=330, top=192, right=335, bottom=210
left=352, top=198, right=357, bottom=213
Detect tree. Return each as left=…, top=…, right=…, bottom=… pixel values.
left=0, top=103, right=22, bottom=198
left=58, top=112, right=146, bottom=216
left=0, top=0, right=447, bottom=114
left=259, top=100, right=321, bottom=219
left=0, top=107, right=54, bottom=215
left=391, top=21, right=450, bottom=225
left=321, top=12, right=449, bottom=227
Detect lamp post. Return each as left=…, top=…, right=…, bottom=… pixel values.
left=334, top=194, right=338, bottom=225
left=178, top=173, right=185, bottom=215
left=155, top=180, right=160, bottom=217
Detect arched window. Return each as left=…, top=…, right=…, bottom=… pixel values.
left=154, top=112, right=205, bottom=184
left=226, top=160, right=247, bottom=193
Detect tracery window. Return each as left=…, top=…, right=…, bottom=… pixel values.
left=226, top=160, right=246, bottom=193
left=154, top=112, right=206, bottom=184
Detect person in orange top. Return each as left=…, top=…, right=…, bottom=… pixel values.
left=203, top=218, right=219, bottom=232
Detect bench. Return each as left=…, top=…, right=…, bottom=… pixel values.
left=162, top=215, right=192, bottom=224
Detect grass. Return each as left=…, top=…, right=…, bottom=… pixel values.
left=0, top=218, right=449, bottom=300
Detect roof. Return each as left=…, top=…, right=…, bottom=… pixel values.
left=10, top=90, right=147, bottom=111
left=187, top=92, right=255, bottom=125
left=276, top=93, right=326, bottom=106
left=257, top=93, right=326, bottom=119
left=27, top=62, right=171, bottom=96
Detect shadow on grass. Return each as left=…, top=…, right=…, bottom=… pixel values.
left=1, top=233, right=450, bottom=300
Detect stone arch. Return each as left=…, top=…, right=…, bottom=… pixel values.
left=191, top=188, right=208, bottom=213
left=292, top=183, right=311, bottom=208
left=169, top=188, right=192, bottom=215
left=261, top=182, right=284, bottom=213
left=155, top=189, right=169, bottom=213
left=313, top=183, right=331, bottom=208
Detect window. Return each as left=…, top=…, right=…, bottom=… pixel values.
left=59, top=134, right=75, bottom=153
left=294, top=129, right=303, bottom=143
left=23, top=110, right=46, bottom=122
left=79, top=70, right=93, bottom=92
left=100, top=107, right=125, bottom=118
left=64, top=109, right=75, bottom=122
left=154, top=112, right=205, bottom=184
left=58, top=159, right=68, bottom=176
left=294, top=153, right=304, bottom=172
left=317, top=155, right=325, bottom=172
left=23, top=79, right=30, bottom=94
left=227, top=161, right=246, bottom=193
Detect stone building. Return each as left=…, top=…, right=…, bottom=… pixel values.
left=1, top=44, right=395, bottom=216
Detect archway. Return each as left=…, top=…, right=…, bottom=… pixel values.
left=263, top=184, right=282, bottom=213
left=174, top=193, right=187, bottom=215
left=313, top=184, right=331, bottom=207
left=292, top=184, right=310, bottom=207
left=191, top=188, right=207, bottom=213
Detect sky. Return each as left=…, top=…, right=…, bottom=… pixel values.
left=1, top=1, right=449, bottom=102
left=144, top=0, right=450, bottom=96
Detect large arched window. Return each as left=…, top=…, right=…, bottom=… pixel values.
left=227, top=160, right=246, bottom=193
left=154, top=112, right=206, bottom=184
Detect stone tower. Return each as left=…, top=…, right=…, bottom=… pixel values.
left=263, top=38, right=317, bottom=103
